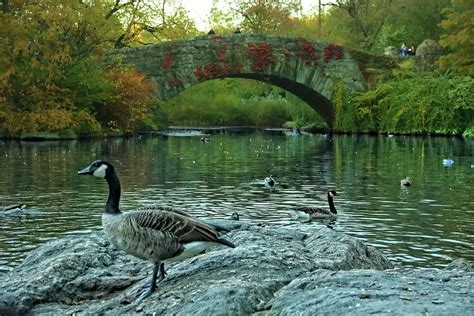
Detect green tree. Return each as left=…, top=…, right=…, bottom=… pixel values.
left=324, top=0, right=394, bottom=51
left=223, top=0, right=302, bottom=34
left=106, top=0, right=199, bottom=47
left=437, top=0, right=474, bottom=76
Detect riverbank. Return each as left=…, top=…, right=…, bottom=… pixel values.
left=0, top=221, right=471, bottom=315
left=1, top=125, right=472, bottom=141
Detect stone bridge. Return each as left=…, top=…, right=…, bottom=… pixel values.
left=109, top=34, right=395, bottom=126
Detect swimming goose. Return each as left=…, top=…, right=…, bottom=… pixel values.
left=264, top=176, right=276, bottom=190
left=400, top=177, right=411, bottom=187
left=294, top=190, right=339, bottom=219
left=77, top=160, right=235, bottom=301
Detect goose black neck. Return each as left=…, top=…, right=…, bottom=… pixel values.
left=105, top=171, right=122, bottom=215
left=327, top=193, right=337, bottom=214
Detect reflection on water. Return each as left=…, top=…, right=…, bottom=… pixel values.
left=0, top=132, right=473, bottom=274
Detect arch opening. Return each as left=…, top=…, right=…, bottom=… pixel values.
left=225, top=74, right=334, bottom=126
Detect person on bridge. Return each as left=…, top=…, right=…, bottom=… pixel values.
left=400, top=43, right=409, bottom=57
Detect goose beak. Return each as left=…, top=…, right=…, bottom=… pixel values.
left=77, top=165, right=93, bottom=175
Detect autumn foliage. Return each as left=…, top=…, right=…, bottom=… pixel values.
left=96, top=68, right=159, bottom=132
left=0, top=0, right=162, bottom=137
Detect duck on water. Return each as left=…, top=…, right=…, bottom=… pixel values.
left=1, top=204, right=26, bottom=216
left=293, top=190, right=339, bottom=220
left=264, top=176, right=276, bottom=191
left=78, top=160, right=235, bottom=302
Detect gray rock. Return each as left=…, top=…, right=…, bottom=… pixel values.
left=384, top=46, right=398, bottom=58
left=264, top=269, right=473, bottom=315
left=445, top=258, right=473, bottom=272
left=0, top=221, right=470, bottom=315
left=416, top=39, right=443, bottom=60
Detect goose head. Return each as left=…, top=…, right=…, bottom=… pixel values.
left=77, top=160, right=115, bottom=179
left=264, top=176, right=275, bottom=188
left=400, top=177, right=411, bottom=187
left=328, top=190, right=338, bottom=198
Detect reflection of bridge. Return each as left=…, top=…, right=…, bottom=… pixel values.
left=110, top=34, right=395, bottom=126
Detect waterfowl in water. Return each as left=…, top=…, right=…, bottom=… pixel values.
left=443, top=159, right=454, bottom=167
left=264, top=176, right=276, bottom=190
left=400, top=177, right=411, bottom=187
left=1, top=204, right=26, bottom=215
left=294, top=190, right=339, bottom=219
left=77, top=160, right=235, bottom=302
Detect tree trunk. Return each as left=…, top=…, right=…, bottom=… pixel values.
left=2, top=0, right=9, bottom=13
left=318, top=0, right=322, bottom=35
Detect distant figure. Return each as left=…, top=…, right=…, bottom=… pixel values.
left=409, top=45, right=416, bottom=56
left=292, top=127, right=301, bottom=136
left=400, top=43, right=408, bottom=57
left=201, top=137, right=210, bottom=143
left=207, top=29, right=215, bottom=35
left=234, top=28, right=241, bottom=34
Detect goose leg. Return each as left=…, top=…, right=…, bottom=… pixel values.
left=135, top=262, right=166, bottom=302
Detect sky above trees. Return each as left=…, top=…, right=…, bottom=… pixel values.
left=183, top=0, right=333, bottom=31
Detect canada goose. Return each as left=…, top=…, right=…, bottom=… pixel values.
left=200, top=137, right=210, bottom=143
left=264, top=176, right=276, bottom=190
left=294, top=190, right=339, bottom=219
left=1, top=204, right=26, bottom=215
left=400, top=177, right=411, bottom=187
left=77, top=160, right=235, bottom=301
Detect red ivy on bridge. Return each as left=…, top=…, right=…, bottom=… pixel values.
left=170, top=72, right=183, bottom=86
left=323, top=44, right=344, bottom=63
left=163, top=51, right=173, bottom=69
left=246, top=42, right=274, bottom=72
left=217, top=44, right=228, bottom=62
left=297, top=40, right=317, bottom=65
left=194, top=63, right=235, bottom=80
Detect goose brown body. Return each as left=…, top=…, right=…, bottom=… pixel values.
left=102, top=209, right=232, bottom=263
left=295, top=190, right=339, bottom=219
left=295, top=205, right=334, bottom=218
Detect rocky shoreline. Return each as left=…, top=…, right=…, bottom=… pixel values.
left=0, top=221, right=472, bottom=315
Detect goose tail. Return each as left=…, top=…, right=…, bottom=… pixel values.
left=217, top=237, right=235, bottom=248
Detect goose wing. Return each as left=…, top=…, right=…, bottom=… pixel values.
left=296, top=205, right=330, bottom=216
left=135, top=205, right=230, bottom=232
left=128, top=209, right=224, bottom=244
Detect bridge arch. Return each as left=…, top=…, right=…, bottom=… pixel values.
left=109, top=34, right=373, bottom=126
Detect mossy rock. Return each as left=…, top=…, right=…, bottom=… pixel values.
left=20, top=132, right=62, bottom=141
left=20, top=129, right=77, bottom=141
left=103, top=130, right=125, bottom=137
left=56, top=129, right=78, bottom=139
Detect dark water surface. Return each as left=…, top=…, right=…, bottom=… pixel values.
left=0, top=131, right=473, bottom=274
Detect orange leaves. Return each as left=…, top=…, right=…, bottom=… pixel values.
left=95, top=67, right=160, bottom=132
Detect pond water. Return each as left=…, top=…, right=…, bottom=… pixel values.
left=0, top=130, right=473, bottom=274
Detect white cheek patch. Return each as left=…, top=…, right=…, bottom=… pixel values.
left=93, top=164, right=107, bottom=178
left=329, top=192, right=334, bottom=197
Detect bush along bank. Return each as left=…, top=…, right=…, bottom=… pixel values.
left=333, top=71, right=474, bottom=137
